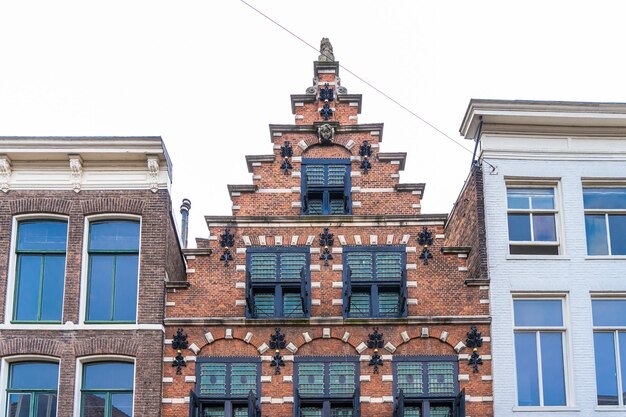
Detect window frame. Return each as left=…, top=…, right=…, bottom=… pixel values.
left=342, top=246, right=407, bottom=319
left=79, top=214, right=142, bottom=325
left=1, top=357, right=60, bottom=417
left=582, top=185, right=626, bottom=257
left=245, top=247, right=310, bottom=319
left=505, top=180, right=562, bottom=256
left=301, top=158, right=352, bottom=216
left=512, top=295, right=571, bottom=408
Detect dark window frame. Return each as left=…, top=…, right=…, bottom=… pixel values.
left=6, top=361, right=59, bottom=417
left=301, top=158, right=352, bottom=216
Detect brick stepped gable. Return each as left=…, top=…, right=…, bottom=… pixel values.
left=230, top=60, right=424, bottom=216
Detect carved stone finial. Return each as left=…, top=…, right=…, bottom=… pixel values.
left=0, top=155, right=12, bottom=193
left=147, top=156, right=159, bottom=193
left=69, top=155, right=83, bottom=193
left=318, top=38, right=335, bottom=62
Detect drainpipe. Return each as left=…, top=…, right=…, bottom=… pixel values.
left=471, top=116, right=483, bottom=167
left=180, top=199, right=191, bottom=249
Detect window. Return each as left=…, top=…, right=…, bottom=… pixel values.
left=190, top=360, right=261, bottom=417
left=583, top=188, right=626, bottom=256
left=80, top=362, right=133, bottom=417
left=592, top=298, right=626, bottom=406
left=295, top=358, right=359, bottom=417
left=301, top=159, right=351, bottom=215
left=507, top=187, right=559, bottom=255
left=6, top=362, right=58, bottom=417
left=86, top=220, right=140, bottom=323
left=342, top=247, right=407, bottom=318
left=245, top=248, right=309, bottom=318
left=513, top=299, right=567, bottom=406
left=392, top=357, right=464, bottom=417
left=13, top=220, right=67, bottom=323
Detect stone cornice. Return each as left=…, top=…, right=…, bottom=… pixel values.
left=245, top=154, right=275, bottom=173
left=269, top=123, right=384, bottom=142
left=395, top=183, right=426, bottom=197
left=164, top=315, right=491, bottom=326
left=378, top=152, right=407, bottom=170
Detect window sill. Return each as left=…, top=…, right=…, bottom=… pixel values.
left=585, top=256, right=626, bottom=260
left=506, top=255, right=571, bottom=260
left=595, top=406, right=626, bottom=412
left=512, top=406, right=580, bottom=412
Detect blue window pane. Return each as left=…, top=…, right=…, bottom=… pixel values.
left=89, top=221, right=139, bottom=251
left=328, top=165, right=346, bottom=186
left=507, top=188, right=554, bottom=209
left=83, top=362, right=134, bottom=390
left=298, top=363, right=325, bottom=396
left=608, top=215, right=626, bottom=255
left=81, top=393, right=106, bottom=416
left=112, top=393, right=133, bottom=417
left=585, top=215, right=609, bottom=255
left=593, top=332, right=618, bottom=405
left=329, top=197, right=345, bottom=214
left=430, top=407, right=452, bottom=417
left=87, top=255, right=114, bottom=321
left=283, top=293, right=304, bottom=317
left=349, top=292, right=370, bottom=317
left=404, top=407, right=421, bottom=417
left=376, top=253, right=403, bottom=280
left=331, top=408, right=353, bottom=417
left=508, top=214, right=531, bottom=241
left=397, top=363, right=423, bottom=395
left=230, top=364, right=257, bottom=396
left=40, top=255, right=64, bottom=321
left=301, top=407, right=323, bottom=417
left=533, top=214, right=557, bottom=241
left=15, top=255, right=42, bottom=321
left=199, top=364, right=227, bottom=396
left=36, top=393, right=57, bottom=417
left=305, top=165, right=325, bottom=186
left=514, top=300, right=563, bottom=326
left=584, top=188, right=626, bottom=209
left=507, top=189, right=531, bottom=209
left=329, top=363, right=355, bottom=396
left=8, top=393, right=30, bottom=417
left=592, top=300, right=626, bottom=326
left=280, top=253, right=306, bottom=281
left=250, top=254, right=277, bottom=281
left=620, top=332, right=626, bottom=406
left=540, top=332, right=566, bottom=406
left=113, top=255, right=139, bottom=321
left=254, top=293, right=275, bottom=317
left=515, top=332, right=540, bottom=406
left=10, top=362, right=59, bottom=390
left=346, top=253, right=373, bottom=280
left=378, top=291, right=400, bottom=317
left=17, top=221, right=67, bottom=252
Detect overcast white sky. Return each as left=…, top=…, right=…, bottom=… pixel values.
left=2, top=1, right=626, bottom=245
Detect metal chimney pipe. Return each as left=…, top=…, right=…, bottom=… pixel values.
left=180, top=199, right=191, bottom=249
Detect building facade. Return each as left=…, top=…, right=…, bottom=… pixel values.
left=460, top=100, right=626, bottom=416
left=162, top=47, right=493, bottom=417
left=0, top=137, right=185, bottom=417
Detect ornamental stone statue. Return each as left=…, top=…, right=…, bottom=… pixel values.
left=318, top=38, right=335, bottom=62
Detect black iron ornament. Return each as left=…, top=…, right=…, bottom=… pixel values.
left=359, top=141, right=372, bottom=173
left=419, top=247, right=433, bottom=265
left=319, top=227, right=334, bottom=266
left=280, top=141, right=293, bottom=175
left=468, top=349, right=483, bottom=373
left=369, top=349, right=383, bottom=374
left=320, top=102, right=333, bottom=121
left=219, top=228, right=235, bottom=266
left=417, top=227, right=434, bottom=265
left=466, top=326, right=484, bottom=373
left=319, top=83, right=334, bottom=101
left=269, top=328, right=286, bottom=374
left=171, top=328, right=189, bottom=375
left=368, top=328, right=385, bottom=373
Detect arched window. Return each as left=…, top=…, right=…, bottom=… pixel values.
left=80, top=362, right=134, bottom=417
left=6, top=361, right=59, bottom=417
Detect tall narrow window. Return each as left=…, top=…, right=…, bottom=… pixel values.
left=301, top=159, right=351, bottom=215
left=86, top=220, right=140, bottom=322
left=507, top=187, right=559, bottom=255
left=6, top=362, right=58, bottom=417
left=584, top=188, right=626, bottom=256
left=343, top=247, right=407, bottom=318
left=513, top=299, right=567, bottom=406
left=13, top=220, right=67, bottom=323
left=592, top=298, right=626, bottom=406
left=80, top=362, right=134, bottom=417
left=245, top=248, right=309, bottom=318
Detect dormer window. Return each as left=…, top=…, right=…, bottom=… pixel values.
left=301, top=159, right=351, bottom=215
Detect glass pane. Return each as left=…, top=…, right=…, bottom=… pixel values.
left=608, top=215, right=626, bottom=255
left=233, top=407, right=248, bottom=417
left=430, top=406, right=452, bottom=417
left=83, top=362, right=134, bottom=390
left=349, top=292, right=370, bottom=317
left=328, top=165, right=346, bottom=186
left=428, top=362, right=455, bottom=395
left=301, top=407, right=323, bottom=417
left=404, top=406, right=421, bottom=417
left=15, top=255, right=42, bottom=321
left=10, top=362, right=59, bottom=390
left=540, top=332, right=566, bottom=406
left=199, top=364, right=226, bottom=396
left=507, top=188, right=554, bottom=209
left=113, top=255, right=139, bottom=321
left=378, top=291, right=400, bottom=317
left=376, top=253, right=403, bottom=280
left=329, top=197, right=345, bottom=215
left=346, top=253, right=373, bottom=280
left=81, top=393, right=106, bottom=416
left=40, top=255, right=64, bottom=321
left=585, top=214, right=609, bottom=255
left=584, top=188, right=626, bottom=209
left=508, top=214, right=531, bottom=241
left=18, top=221, right=67, bottom=252
left=533, top=214, right=557, bottom=241
left=112, top=393, right=133, bottom=417
left=330, top=407, right=353, bottom=417
left=329, top=363, right=355, bottom=396
left=515, top=332, right=540, bottom=406
left=36, top=393, right=57, bottom=417
left=230, top=364, right=257, bottom=397
left=593, top=332, right=618, bottom=405
left=592, top=300, right=626, bottom=326
left=507, top=189, right=531, bottom=209
left=397, top=363, right=423, bottom=395
left=89, top=221, right=139, bottom=251
left=298, top=363, right=325, bottom=396
left=305, top=165, right=325, bottom=186
left=514, top=300, right=563, bottom=327
left=202, top=407, right=224, bottom=417
left=307, top=194, right=323, bottom=215
left=8, top=393, right=30, bottom=417
left=250, top=254, right=277, bottom=281
left=280, top=253, right=306, bottom=281
left=283, top=292, right=304, bottom=318
left=253, top=293, right=275, bottom=318
left=619, top=332, right=626, bottom=406
left=87, top=255, right=114, bottom=321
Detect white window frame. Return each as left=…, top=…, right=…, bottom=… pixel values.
left=0, top=355, right=61, bottom=417
left=4, top=214, right=69, bottom=325
left=72, top=355, right=136, bottom=417
left=582, top=182, right=626, bottom=258
left=511, top=294, right=574, bottom=409
left=505, top=179, right=563, bottom=257
left=79, top=214, right=142, bottom=326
